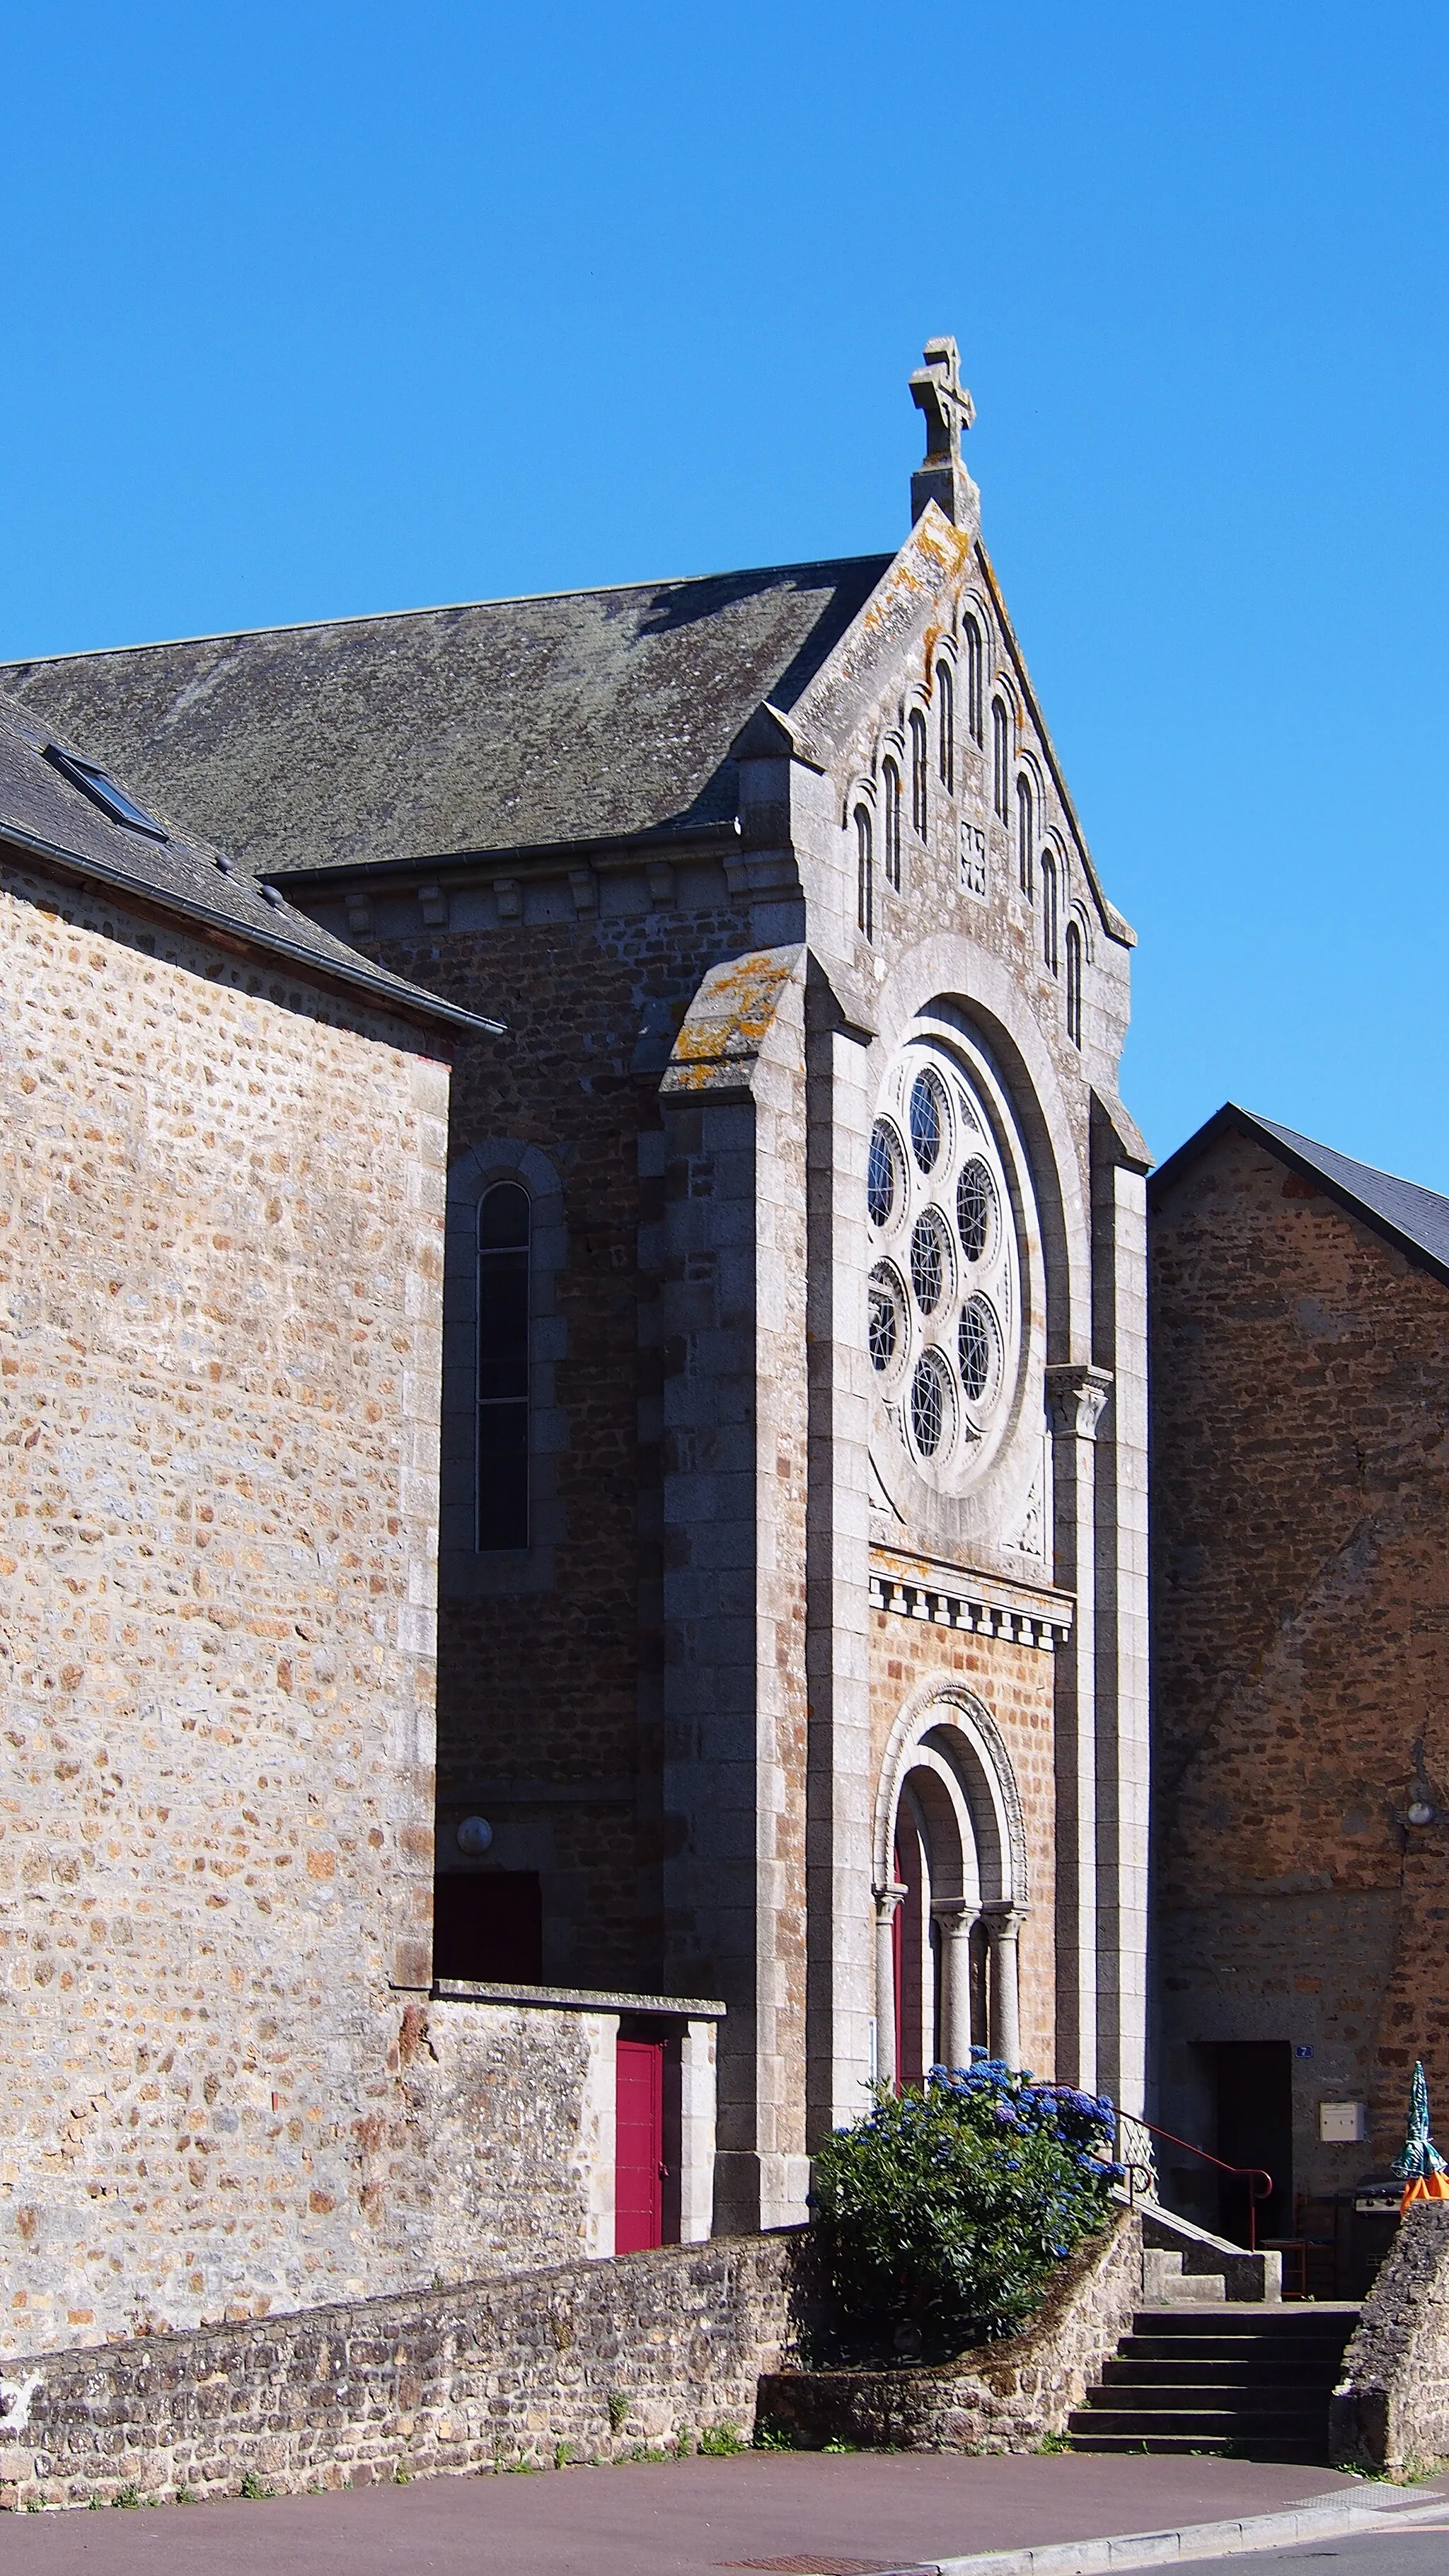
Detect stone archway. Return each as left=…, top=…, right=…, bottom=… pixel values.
left=874, top=1685, right=1029, bottom=2084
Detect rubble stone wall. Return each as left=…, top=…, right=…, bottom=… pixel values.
left=0, top=861, right=449, bottom=2353
left=1330, top=2202, right=1449, bottom=2470
left=756, top=2206, right=1143, bottom=2451
left=0, top=2234, right=794, bottom=2508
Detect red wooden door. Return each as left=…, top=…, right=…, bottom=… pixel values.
left=615, top=2038, right=664, bottom=2253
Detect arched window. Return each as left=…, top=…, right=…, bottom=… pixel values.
left=909, top=709, right=928, bottom=837
left=855, top=804, right=874, bottom=940
left=937, top=663, right=954, bottom=790
left=1017, top=773, right=1034, bottom=901
left=477, top=1181, right=530, bottom=1550
left=964, top=616, right=984, bottom=746
left=1041, top=848, right=1059, bottom=974
left=991, top=700, right=1010, bottom=823
left=883, top=758, right=902, bottom=891
left=1066, top=920, right=1083, bottom=1048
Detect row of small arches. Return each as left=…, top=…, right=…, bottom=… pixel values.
left=855, top=790, right=1085, bottom=1050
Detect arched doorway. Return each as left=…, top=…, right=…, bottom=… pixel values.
left=874, top=1690, right=1028, bottom=2087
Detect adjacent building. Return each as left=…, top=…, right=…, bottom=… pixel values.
left=1151, top=1104, right=1449, bottom=2275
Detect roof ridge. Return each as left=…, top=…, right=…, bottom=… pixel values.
left=0, top=550, right=898, bottom=670
left=1247, top=1108, right=1449, bottom=1212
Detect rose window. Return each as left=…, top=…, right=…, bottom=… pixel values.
left=865, top=1043, right=1024, bottom=1480
left=908, top=1068, right=946, bottom=1174
left=869, top=1265, right=902, bottom=1373
left=867, top=1121, right=901, bottom=1230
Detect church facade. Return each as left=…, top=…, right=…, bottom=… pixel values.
left=4, top=342, right=1150, bottom=2245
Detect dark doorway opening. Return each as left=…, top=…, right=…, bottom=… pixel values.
left=1216, top=2040, right=1293, bottom=2241
left=432, top=1871, right=543, bottom=1983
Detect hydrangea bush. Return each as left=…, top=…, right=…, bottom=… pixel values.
left=809, top=2057, right=1124, bottom=2358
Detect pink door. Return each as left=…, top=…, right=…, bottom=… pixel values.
left=615, top=2038, right=664, bottom=2253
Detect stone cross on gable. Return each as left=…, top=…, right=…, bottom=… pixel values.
left=911, top=337, right=976, bottom=463
left=908, top=335, right=980, bottom=533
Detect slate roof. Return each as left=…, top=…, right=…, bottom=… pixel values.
left=1150, top=1103, right=1449, bottom=1286
left=0, top=688, right=502, bottom=1036
left=0, top=556, right=893, bottom=884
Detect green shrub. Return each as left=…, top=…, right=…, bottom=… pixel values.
left=809, top=2060, right=1121, bottom=2357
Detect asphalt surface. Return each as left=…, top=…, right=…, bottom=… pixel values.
left=0, top=2451, right=1365, bottom=2576
left=1174, top=2495, right=1449, bottom=2576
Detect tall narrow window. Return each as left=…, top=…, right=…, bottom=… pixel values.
left=883, top=758, right=902, bottom=891
left=1066, top=920, right=1083, bottom=1048
left=991, top=700, right=1010, bottom=822
left=937, top=663, right=954, bottom=790
left=477, top=1182, right=530, bottom=1550
left=1017, top=774, right=1034, bottom=901
left=909, top=709, right=928, bottom=837
left=964, top=616, right=984, bottom=745
left=1041, top=848, right=1059, bottom=974
left=855, top=804, right=874, bottom=940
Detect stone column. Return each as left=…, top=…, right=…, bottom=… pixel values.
left=932, top=1900, right=977, bottom=2074
left=873, top=1883, right=907, bottom=2090
left=1046, top=1363, right=1113, bottom=2093
left=1090, top=1102, right=1151, bottom=2118
left=678, top=2018, right=718, bottom=2245
left=983, top=1904, right=1026, bottom=2072
left=805, top=1000, right=875, bottom=2144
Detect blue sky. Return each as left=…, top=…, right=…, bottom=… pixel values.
left=4, top=1, right=1446, bottom=1180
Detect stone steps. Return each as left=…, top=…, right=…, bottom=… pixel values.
left=1068, top=2301, right=1360, bottom=2461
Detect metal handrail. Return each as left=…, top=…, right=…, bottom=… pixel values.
left=1116, top=2110, right=1275, bottom=2252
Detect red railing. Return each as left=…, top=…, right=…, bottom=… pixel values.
left=1116, top=2110, right=1275, bottom=2251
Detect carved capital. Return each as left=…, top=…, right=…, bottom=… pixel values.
left=930, top=1898, right=976, bottom=1937
left=981, top=1900, right=1027, bottom=1947
left=874, top=1881, right=909, bottom=1922
left=1045, top=1364, right=1114, bottom=1443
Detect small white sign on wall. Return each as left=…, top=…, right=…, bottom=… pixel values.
left=1319, top=2101, right=1367, bottom=2143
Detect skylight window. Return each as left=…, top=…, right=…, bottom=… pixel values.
left=42, top=745, right=168, bottom=841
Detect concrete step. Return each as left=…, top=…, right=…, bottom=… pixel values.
left=1101, top=2357, right=1347, bottom=2389
left=1142, top=2248, right=1225, bottom=2305
left=1067, top=2429, right=1331, bottom=2460
left=1082, top=2386, right=1332, bottom=2421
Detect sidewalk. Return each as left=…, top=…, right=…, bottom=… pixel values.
left=0, top=2449, right=1409, bottom=2576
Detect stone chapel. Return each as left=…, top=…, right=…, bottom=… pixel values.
left=2, top=340, right=1150, bottom=2253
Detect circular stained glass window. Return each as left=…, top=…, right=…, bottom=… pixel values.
left=868, top=1266, right=901, bottom=1374
left=867, top=1121, right=901, bottom=1230
left=957, top=1158, right=995, bottom=1264
left=911, top=1351, right=949, bottom=1457
left=908, top=1068, right=947, bottom=1174
left=959, top=1295, right=1001, bottom=1406
left=910, top=1208, right=949, bottom=1315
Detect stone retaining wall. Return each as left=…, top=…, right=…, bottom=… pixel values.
left=0, top=2234, right=794, bottom=2509
left=755, top=2208, right=1143, bottom=2453
left=1330, top=2202, right=1449, bottom=2471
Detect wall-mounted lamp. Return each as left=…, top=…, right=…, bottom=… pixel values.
left=1407, top=1738, right=1437, bottom=1827
left=456, top=1815, right=494, bottom=1856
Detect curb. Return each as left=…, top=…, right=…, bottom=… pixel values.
left=887, top=2477, right=1438, bottom=2576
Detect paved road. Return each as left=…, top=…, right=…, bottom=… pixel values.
left=1176, top=2497, right=1449, bottom=2576
left=0, top=2451, right=1362, bottom=2576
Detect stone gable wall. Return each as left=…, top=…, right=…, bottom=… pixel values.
left=0, top=861, right=448, bottom=2353
left=1150, top=1129, right=1449, bottom=2190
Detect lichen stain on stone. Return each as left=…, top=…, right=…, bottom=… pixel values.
left=666, top=952, right=797, bottom=1087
